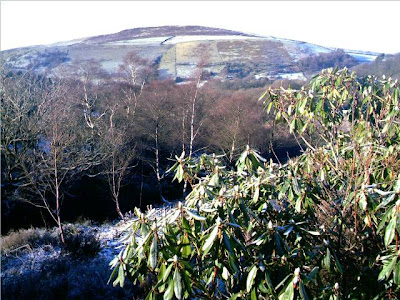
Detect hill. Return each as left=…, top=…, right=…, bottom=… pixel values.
left=0, top=25, right=382, bottom=81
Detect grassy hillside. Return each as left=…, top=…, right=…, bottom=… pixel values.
left=0, top=26, right=380, bottom=81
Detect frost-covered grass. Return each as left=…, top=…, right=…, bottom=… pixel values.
left=1, top=248, right=136, bottom=300
left=1, top=221, right=136, bottom=299
left=1, top=204, right=178, bottom=299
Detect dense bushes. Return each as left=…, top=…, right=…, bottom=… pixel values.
left=109, top=68, right=400, bottom=299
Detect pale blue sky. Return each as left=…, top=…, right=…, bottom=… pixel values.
left=1, top=1, right=399, bottom=54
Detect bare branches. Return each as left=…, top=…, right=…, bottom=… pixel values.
left=1, top=71, right=104, bottom=242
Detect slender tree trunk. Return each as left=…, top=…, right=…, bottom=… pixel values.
left=82, top=83, right=94, bottom=129
left=114, top=196, right=123, bottom=219
left=188, top=75, right=201, bottom=159
left=155, top=121, right=163, bottom=201
left=181, top=108, right=186, bottom=154
left=112, top=153, right=124, bottom=219
left=183, top=75, right=201, bottom=197
left=139, top=161, right=144, bottom=209
left=230, top=138, right=236, bottom=164
left=53, top=145, right=65, bottom=244
left=109, top=110, right=124, bottom=219
left=230, top=117, right=241, bottom=164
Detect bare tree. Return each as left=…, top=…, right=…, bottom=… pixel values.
left=117, top=52, right=149, bottom=116
left=138, top=80, right=180, bottom=201
left=1, top=72, right=101, bottom=243
left=64, top=59, right=107, bottom=130
left=206, top=89, right=269, bottom=162
left=180, top=62, right=209, bottom=195
left=91, top=52, right=151, bottom=218
left=99, top=90, right=140, bottom=218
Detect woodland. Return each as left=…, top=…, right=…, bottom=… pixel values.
left=1, top=52, right=399, bottom=299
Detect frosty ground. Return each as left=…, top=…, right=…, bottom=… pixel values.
left=1, top=204, right=174, bottom=299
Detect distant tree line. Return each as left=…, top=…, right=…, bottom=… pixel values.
left=298, top=49, right=359, bottom=75
left=352, top=53, right=400, bottom=79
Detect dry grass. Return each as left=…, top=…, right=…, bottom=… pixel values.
left=1, top=224, right=101, bottom=257
left=1, top=228, right=59, bottom=255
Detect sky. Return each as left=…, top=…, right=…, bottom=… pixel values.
left=1, top=1, right=399, bottom=54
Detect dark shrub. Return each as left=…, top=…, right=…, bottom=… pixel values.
left=62, top=225, right=101, bottom=257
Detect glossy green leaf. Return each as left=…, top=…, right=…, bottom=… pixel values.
left=145, top=291, right=153, bottom=300
left=394, top=261, right=400, bottom=285
left=322, top=248, right=331, bottom=271
left=158, top=263, right=166, bottom=282
left=163, top=263, right=174, bottom=282
left=223, top=231, right=235, bottom=257
left=173, top=268, right=182, bottom=300
left=247, top=265, right=258, bottom=293
left=202, top=224, right=219, bottom=257
left=384, top=217, right=396, bottom=247
left=185, top=209, right=206, bottom=221
left=222, top=266, right=229, bottom=281
left=251, top=288, right=257, bottom=300
left=148, top=235, right=158, bottom=270
left=169, top=210, right=181, bottom=224
left=279, top=280, right=294, bottom=300
left=181, top=234, right=192, bottom=258
left=378, top=256, right=397, bottom=281
left=118, top=264, right=125, bottom=288
left=164, top=279, right=174, bottom=300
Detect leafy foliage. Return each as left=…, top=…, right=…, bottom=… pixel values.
left=110, top=68, right=399, bottom=299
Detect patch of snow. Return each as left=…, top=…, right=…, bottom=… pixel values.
left=47, top=38, right=86, bottom=47
left=163, top=35, right=268, bottom=45
left=270, top=72, right=307, bottom=80
left=257, top=72, right=307, bottom=81
left=346, top=52, right=378, bottom=62
left=38, top=138, right=51, bottom=154
left=254, top=73, right=269, bottom=80
left=107, top=37, right=173, bottom=46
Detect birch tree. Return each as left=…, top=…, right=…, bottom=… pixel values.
left=1, top=72, right=100, bottom=243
